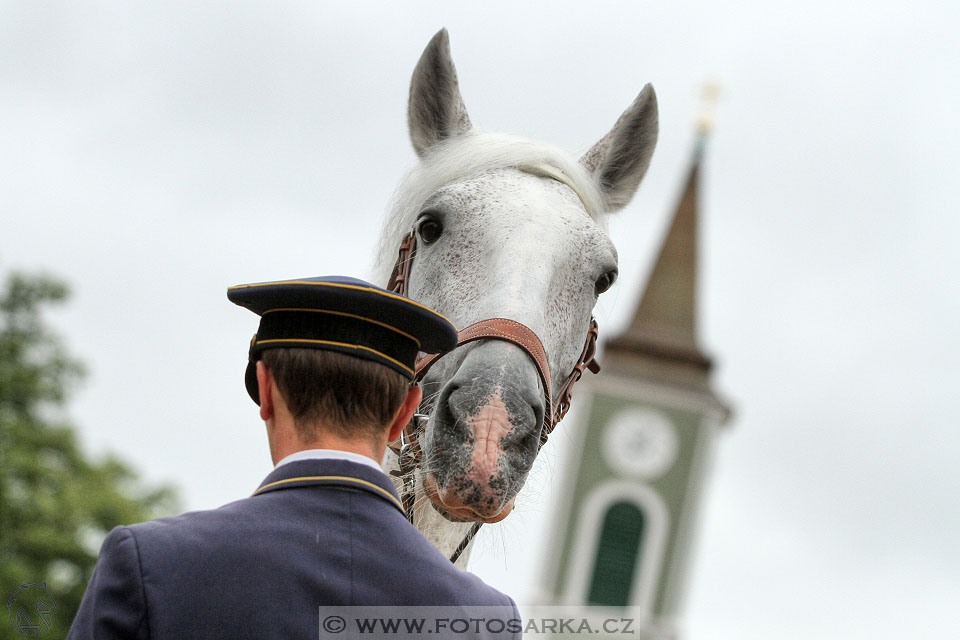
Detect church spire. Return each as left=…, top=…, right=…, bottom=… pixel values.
left=626, top=133, right=705, bottom=357
left=605, top=87, right=721, bottom=389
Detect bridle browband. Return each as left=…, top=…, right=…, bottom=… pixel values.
left=385, top=221, right=601, bottom=564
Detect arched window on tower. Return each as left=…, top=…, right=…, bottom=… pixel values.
left=587, top=500, right=646, bottom=607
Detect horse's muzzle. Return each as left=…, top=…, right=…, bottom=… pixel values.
left=422, top=341, right=543, bottom=521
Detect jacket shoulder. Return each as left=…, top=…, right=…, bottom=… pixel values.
left=68, top=526, right=149, bottom=639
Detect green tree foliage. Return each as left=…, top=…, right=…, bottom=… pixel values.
left=0, top=271, right=177, bottom=639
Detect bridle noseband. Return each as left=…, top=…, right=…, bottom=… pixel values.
left=385, top=226, right=601, bottom=563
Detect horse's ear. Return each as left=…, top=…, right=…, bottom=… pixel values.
left=580, top=84, right=659, bottom=211
left=408, top=29, right=473, bottom=158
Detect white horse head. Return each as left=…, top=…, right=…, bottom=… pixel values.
left=375, top=29, right=658, bottom=560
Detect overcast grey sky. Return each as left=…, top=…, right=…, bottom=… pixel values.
left=3, top=2, right=959, bottom=639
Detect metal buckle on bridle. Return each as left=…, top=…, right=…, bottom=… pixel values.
left=389, top=413, right=427, bottom=518
left=396, top=414, right=427, bottom=470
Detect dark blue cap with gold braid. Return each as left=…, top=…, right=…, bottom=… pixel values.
left=228, top=275, right=457, bottom=404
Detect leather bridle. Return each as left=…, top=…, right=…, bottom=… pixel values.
left=385, top=227, right=600, bottom=563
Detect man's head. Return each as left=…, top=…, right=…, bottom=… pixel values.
left=260, top=347, right=410, bottom=442
left=228, top=275, right=457, bottom=460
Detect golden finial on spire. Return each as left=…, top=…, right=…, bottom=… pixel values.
left=696, top=78, right=723, bottom=134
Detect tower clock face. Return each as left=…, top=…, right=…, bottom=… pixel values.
left=602, top=408, right=678, bottom=479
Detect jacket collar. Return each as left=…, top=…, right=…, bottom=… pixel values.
left=253, top=458, right=404, bottom=514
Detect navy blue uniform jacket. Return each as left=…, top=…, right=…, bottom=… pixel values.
left=68, top=458, right=517, bottom=639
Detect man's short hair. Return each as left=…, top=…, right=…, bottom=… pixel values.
left=261, top=348, right=409, bottom=441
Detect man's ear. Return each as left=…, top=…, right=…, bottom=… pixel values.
left=387, top=385, right=422, bottom=443
left=256, top=361, right=274, bottom=422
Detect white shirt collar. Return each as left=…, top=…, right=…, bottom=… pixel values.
left=274, top=448, right=385, bottom=474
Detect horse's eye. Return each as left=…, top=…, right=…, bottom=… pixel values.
left=595, top=269, right=618, bottom=295
left=417, top=217, right=443, bottom=245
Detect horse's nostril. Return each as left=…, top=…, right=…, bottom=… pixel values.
left=528, top=390, right=546, bottom=431
left=439, top=384, right=473, bottom=438
left=497, top=413, right=541, bottom=460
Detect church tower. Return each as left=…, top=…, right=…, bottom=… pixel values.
left=537, top=120, right=731, bottom=639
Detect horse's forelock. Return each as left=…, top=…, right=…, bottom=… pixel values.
left=372, top=132, right=608, bottom=286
